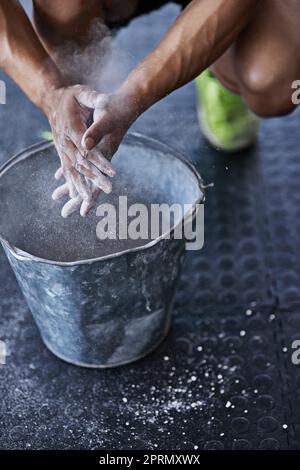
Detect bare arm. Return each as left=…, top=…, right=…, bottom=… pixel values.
left=0, top=0, right=115, bottom=217
left=121, top=0, right=260, bottom=110
left=82, top=0, right=260, bottom=149
left=0, top=0, right=64, bottom=107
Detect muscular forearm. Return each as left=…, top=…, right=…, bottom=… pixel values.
left=0, top=0, right=64, bottom=110
left=119, top=0, right=260, bottom=113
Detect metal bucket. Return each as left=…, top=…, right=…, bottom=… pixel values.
left=0, top=133, right=204, bottom=368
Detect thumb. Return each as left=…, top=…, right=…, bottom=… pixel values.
left=81, top=112, right=113, bottom=151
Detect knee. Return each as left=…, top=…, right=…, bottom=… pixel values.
left=238, top=64, right=297, bottom=117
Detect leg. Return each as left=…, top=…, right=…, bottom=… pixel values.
left=212, top=0, right=300, bottom=117
left=32, top=0, right=107, bottom=84
left=32, top=0, right=139, bottom=48
left=32, top=0, right=105, bottom=47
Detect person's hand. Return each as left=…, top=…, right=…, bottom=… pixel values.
left=51, top=168, right=102, bottom=218
left=41, top=84, right=116, bottom=217
left=77, top=88, right=138, bottom=160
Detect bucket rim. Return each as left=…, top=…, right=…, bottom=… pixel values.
left=0, top=132, right=205, bottom=266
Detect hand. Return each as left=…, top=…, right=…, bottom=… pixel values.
left=52, top=168, right=102, bottom=218
left=42, top=84, right=116, bottom=217
left=77, top=88, right=138, bottom=158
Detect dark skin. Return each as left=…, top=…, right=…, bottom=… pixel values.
left=0, top=0, right=299, bottom=215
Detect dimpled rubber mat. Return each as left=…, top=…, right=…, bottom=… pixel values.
left=0, top=3, right=300, bottom=450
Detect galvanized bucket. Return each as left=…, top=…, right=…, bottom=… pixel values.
left=0, top=133, right=204, bottom=367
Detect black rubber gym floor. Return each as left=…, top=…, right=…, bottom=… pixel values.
left=0, top=4, right=300, bottom=450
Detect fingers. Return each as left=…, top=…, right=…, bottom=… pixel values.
left=74, top=157, right=112, bottom=193
left=64, top=169, right=77, bottom=199
left=53, top=139, right=113, bottom=218
left=69, top=168, right=92, bottom=201
left=88, top=168, right=112, bottom=194
left=64, top=137, right=115, bottom=178
left=50, top=84, right=117, bottom=217
left=60, top=153, right=87, bottom=201
left=87, top=148, right=115, bottom=176
left=54, top=145, right=77, bottom=199
left=67, top=124, right=87, bottom=156
left=61, top=196, right=82, bottom=218
left=81, top=147, right=115, bottom=178
left=63, top=140, right=114, bottom=194
left=80, top=193, right=99, bottom=217
left=60, top=184, right=101, bottom=218
left=52, top=183, right=69, bottom=201
left=53, top=173, right=101, bottom=218
left=97, top=132, right=121, bottom=162
left=80, top=184, right=101, bottom=217
left=81, top=114, right=113, bottom=151
left=55, top=167, right=64, bottom=180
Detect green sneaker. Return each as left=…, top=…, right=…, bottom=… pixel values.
left=40, top=131, right=53, bottom=141
left=195, top=69, right=259, bottom=152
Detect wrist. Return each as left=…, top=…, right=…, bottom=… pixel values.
left=39, top=85, right=62, bottom=118
left=35, top=62, right=66, bottom=114
left=116, top=70, right=154, bottom=122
